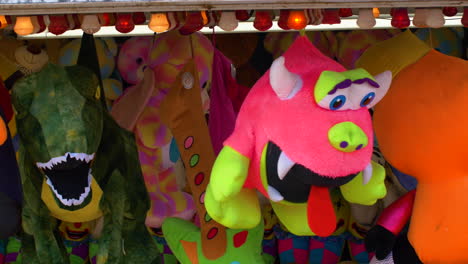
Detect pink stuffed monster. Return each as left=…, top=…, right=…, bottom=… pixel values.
left=206, top=36, right=392, bottom=238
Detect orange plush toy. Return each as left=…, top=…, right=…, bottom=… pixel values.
left=357, top=30, right=468, bottom=264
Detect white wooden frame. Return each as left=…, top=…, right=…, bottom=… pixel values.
left=0, top=0, right=467, bottom=15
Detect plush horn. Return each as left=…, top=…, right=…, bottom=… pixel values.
left=366, top=70, right=392, bottom=109
left=269, top=56, right=302, bottom=100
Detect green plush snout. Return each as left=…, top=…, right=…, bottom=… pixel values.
left=328, top=121, right=368, bottom=152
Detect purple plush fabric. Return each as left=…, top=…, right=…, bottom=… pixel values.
left=208, top=49, right=238, bottom=155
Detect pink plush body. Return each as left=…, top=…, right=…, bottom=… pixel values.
left=224, top=36, right=374, bottom=197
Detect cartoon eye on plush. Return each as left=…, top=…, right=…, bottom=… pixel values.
left=314, top=69, right=392, bottom=111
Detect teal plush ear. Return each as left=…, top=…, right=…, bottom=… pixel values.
left=162, top=217, right=266, bottom=263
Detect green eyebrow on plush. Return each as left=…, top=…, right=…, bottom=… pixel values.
left=314, top=68, right=378, bottom=103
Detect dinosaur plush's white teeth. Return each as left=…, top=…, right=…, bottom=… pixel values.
left=267, top=185, right=284, bottom=202
left=36, top=152, right=95, bottom=171
left=362, top=162, right=373, bottom=185
left=45, top=169, right=93, bottom=207
left=277, top=151, right=295, bottom=180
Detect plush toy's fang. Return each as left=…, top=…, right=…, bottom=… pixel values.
left=266, top=142, right=357, bottom=203
left=362, top=162, right=373, bottom=185
left=277, top=151, right=295, bottom=180
left=267, top=185, right=284, bottom=202
left=36, top=152, right=95, bottom=207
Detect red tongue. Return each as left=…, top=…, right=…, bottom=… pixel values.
left=307, top=186, right=336, bottom=237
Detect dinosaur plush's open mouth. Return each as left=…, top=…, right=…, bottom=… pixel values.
left=265, top=142, right=357, bottom=203
left=36, top=153, right=95, bottom=207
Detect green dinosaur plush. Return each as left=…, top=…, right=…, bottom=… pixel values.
left=11, top=63, right=159, bottom=264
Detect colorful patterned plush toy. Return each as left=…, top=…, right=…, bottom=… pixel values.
left=357, top=30, right=468, bottom=264
left=12, top=63, right=158, bottom=264
left=205, top=36, right=391, bottom=239
left=111, top=32, right=214, bottom=234
left=58, top=38, right=123, bottom=109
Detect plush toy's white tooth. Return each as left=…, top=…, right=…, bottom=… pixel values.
left=267, top=185, right=284, bottom=202
left=277, top=151, right=295, bottom=180
left=362, top=162, right=373, bottom=185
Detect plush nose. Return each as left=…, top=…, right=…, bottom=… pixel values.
left=328, top=122, right=368, bottom=152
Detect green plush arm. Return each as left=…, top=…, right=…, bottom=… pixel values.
left=340, top=160, right=387, bottom=206
left=208, top=146, right=250, bottom=202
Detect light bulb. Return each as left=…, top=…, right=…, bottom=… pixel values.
left=14, top=16, right=34, bottom=36
left=322, top=9, right=341, bottom=24
left=373, top=8, right=380, bottom=18
left=201, top=11, right=209, bottom=25
left=148, top=13, right=170, bottom=33
left=357, top=9, right=376, bottom=29
left=133, top=12, right=146, bottom=25
left=115, top=13, right=135, bottom=33
left=443, top=7, right=458, bottom=17
left=48, top=15, right=69, bottom=35
left=81, top=14, right=101, bottom=34
left=278, top=10, right=290, bottom=30
left=218, top=11, right=238, bottom=31
left=253, top=11, right=272, bottom=31
left=425, top=8, right=445, bottom=28
left=179, top=11, right=204, bottom=35
left=391, top=8, right=410, bottom=29
left=339, top=8, right=353, bottom=17
left=463, top=8, right=468, bottom=27
left=0, top=15, right=7, bottom=29
left=99, top=13, right=112, bottom=26
left=167, top=12, right=177, bottom=30
left=235, top=10, right=251, bottom=21
left=413, top=8, right=428, bottom=28
left=66, top=14, right=76, bottom=30
left=287, top=10, right=308, bottom=30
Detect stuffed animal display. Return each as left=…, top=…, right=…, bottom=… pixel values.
left=205, top=36, right=391, bottom=240
left=357, top=30, right=468, bottom=263
left=11, top=63, right=159, bottom=264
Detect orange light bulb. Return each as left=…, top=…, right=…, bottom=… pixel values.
left=373, top=8, right=380, bottom=18
left=148, top=13, right=170, bottom=33
left=287, top=10, right=308, bottom=30
left=14, top=16, right=34, bottom=36
left=0, top=15, right=8, bottom=29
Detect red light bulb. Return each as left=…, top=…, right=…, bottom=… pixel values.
left=391, top=8, right=410, bottom=28
left=287, top=10, right=308, bottom=30
left=35, top=15, right=46, bottom=33
left=99, top=13, right=113, bottom=26
left=339, top=8, right=353, bottom=17
left=133, top=12, right=146, bottom=25
left=115, top=13, right=135, bottom=33
left=462, top=7, right=468, bottom=27
left=322, top=9, right=341, bottom=24
left=443, top=7, right=458, bottom=16
left=235, top=10, right=251, bottom=21
left=179, top=12, right=204, bottom=35
left=253, top=11, right=272, bottom=31
left=48, top=15, right=69, bottom=35
left=278, top=10, right=290, bottom=30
